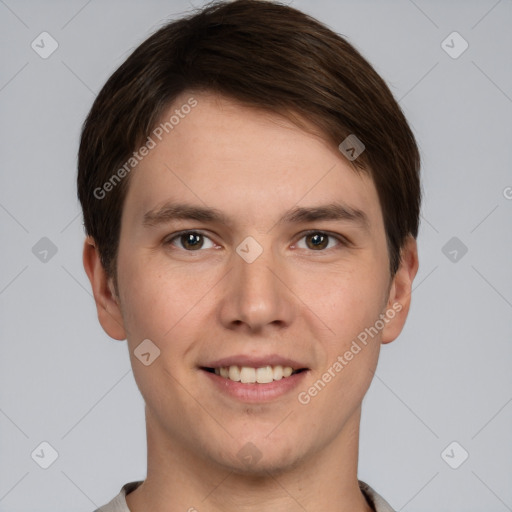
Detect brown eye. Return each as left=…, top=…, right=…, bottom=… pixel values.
left=295, top=231, right=344, bottom=251
left=165, top=231, right=215, bottom=251
left=306, top=232, right=329, bottom=250
left=180, top=232, right=204, bottom=250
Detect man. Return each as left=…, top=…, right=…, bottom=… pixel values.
left=78, top=1, right=420, bottom=510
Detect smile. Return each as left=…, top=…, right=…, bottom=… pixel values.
left=200, top=355, right=309, bottom=402
left=205, top=365, right=304, bottom=384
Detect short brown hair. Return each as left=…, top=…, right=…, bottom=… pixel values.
left=78, top=0, right=420, bottom=280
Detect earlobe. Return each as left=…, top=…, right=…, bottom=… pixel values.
left=82, top=236, right=127, bottom=341
left=381, top=236, right=419, bottom=344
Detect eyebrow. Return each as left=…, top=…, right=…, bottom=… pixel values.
left=143, top=201, right=370, bottom=231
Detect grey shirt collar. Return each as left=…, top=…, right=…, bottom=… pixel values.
left=95, top=479, right=395, bottom=512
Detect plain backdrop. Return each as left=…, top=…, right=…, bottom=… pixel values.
left=1, top=1, right=511, bottom=511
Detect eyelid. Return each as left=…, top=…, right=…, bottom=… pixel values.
left=292, top=229, right=350, bottom=250
left=164, top=229, right=350, bottom=252
left=163, top=229, right=218, bottom=249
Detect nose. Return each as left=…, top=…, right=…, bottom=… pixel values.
left=217, top=237, right=296, bottom=334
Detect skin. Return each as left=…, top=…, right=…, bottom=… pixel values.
left=84, top=91, right=418, bottom=512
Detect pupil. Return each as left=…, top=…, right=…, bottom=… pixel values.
left=183, top=233, right=202, bottom=250
left=308, top=233, right=327, bottom=250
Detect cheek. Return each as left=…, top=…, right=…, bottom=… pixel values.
left=299, top=263, right=388, bottom=344
left=117, top=253, right=186, bottom=345
left=117, top=260, right=198, bottom=407
left=117, top=251, right=224, bottom=358
left=298, top=263, right=387, bottom=412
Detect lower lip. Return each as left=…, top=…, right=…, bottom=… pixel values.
left=201, top=369, right=308, bottom=402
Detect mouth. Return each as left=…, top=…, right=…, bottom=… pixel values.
left=199, top=356, right=310, bottom=402
left=201, top=365, right=307, bottom=384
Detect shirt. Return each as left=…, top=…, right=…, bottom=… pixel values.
left=94, top=479, right=395, bottom=512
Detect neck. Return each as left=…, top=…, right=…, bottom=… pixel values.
left=126, top=406, right=373, bottom=512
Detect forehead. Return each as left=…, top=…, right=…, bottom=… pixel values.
left=121, top=92, right=383, bottom=232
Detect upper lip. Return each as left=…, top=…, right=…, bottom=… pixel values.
left=202, top=354, right=308, bottom=370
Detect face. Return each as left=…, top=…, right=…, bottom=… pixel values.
left=86, top=91, right=417, bottom=474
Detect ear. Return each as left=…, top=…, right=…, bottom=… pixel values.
left=381, top=235, right=419, bottom=344
left=82, top=236, right=127, bottom=340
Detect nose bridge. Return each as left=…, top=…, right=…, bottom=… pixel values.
left=219, top=234, right=294, bottom=331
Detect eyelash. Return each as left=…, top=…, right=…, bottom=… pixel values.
left=163, top=230, right=349, bottom=253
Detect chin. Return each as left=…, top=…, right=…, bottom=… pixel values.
left=208, top=435, right=309, bottom=477
left=225, top=454, right=304, bottom=478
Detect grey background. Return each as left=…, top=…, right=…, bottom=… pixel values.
left=1, top=0, right=511, bottom=510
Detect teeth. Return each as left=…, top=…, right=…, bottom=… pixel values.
left=273, top=365, right=283, bottom=381
left=228, top=365, right=241, bottom=382
left=240, top=367, right=256, bottom=383
left=256, top=366, right=274, bottom=384
left=213, top=365, right=298, bottom=383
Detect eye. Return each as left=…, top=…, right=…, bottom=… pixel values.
left=164, top=231, right=216, bottom=251
left=294, top=231, right=346, bottom=251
